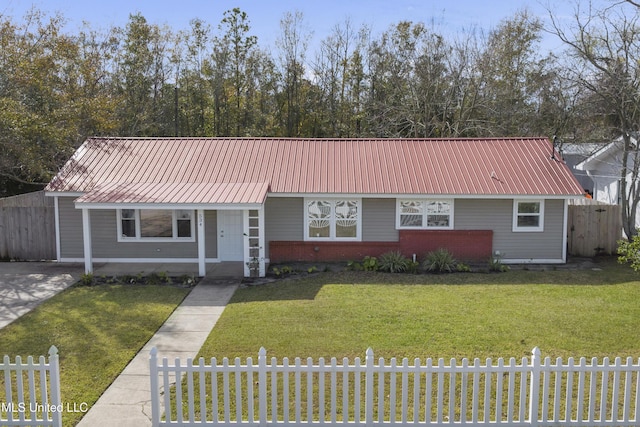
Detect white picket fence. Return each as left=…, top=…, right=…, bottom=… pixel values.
left=149, top=346, right=640, bottom=427
left=0, top=346, right=62, bottom=427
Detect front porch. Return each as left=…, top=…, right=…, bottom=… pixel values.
left=71, top=182, right=269, bottom=278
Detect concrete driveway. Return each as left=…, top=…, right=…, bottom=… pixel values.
left=0, top=262, right=83, bottom=329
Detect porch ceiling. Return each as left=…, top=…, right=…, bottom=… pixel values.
left=74, top=182, right=269, bottom=206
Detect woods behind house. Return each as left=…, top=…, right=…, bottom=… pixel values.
left=2, top=3, right=640, bottom=199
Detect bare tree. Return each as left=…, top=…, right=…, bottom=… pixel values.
left=550, top=1, right=640, bottom=238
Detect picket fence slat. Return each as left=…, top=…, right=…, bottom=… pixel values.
left=149, top=347, right=640, bottom=427
left=0, top=346, right=61, bottom=427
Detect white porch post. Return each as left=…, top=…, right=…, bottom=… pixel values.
left=243, top=208, right=265, bottom=277
left=258, top=205, right=266, bottom=277
left=562, top=199, right=568, bottom=263
left=81, top=208, right=93, bottom=274
left=197, top=209, right=206, bottom=276
left=53, top=196, right=61, bottom=262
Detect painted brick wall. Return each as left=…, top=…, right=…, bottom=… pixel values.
left=398, top=230, right=493, bottom=261
left=269, top=230, right=493, bottom=263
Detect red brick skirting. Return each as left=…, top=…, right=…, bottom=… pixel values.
left=269, top=230, right=493, bottom=263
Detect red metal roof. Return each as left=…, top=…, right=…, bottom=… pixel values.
left=74, top=182, right=269, bottom=205
left=46, top=137, right=584, bottom=202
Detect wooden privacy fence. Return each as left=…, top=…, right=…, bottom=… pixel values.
left=149, top=347, right=640, bottom=427
left=568, top=200, right=622, bottom=257
left=0, top=346, right=61, bottom=427
left=0, top=191, right=56, bottom=260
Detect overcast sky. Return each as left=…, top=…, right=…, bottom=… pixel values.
left=1, top=0, right=617, bottom=54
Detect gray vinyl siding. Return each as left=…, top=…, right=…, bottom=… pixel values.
left=264, top=197, right=304, bottom=258
left=455, top=199, right=565, bottom=260
left=362, top=198, right=398, bottom=241
left=58, top=194, right=564, bottom=262
left=59, top=202, right=217, bottom=260
left=205, top=210, right=217, bottom=258
left=90, top=210, right=198, bottom=258
left=264, top=197, right=397, bottom=259
left=58, top=197, right=84, bottom=258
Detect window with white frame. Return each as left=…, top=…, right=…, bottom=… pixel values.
left=306, top=199, right=360, bottom=240
left=117, top=209, right=195, bottom=241
left=397, top=199, right=453, bottom=229
left=512, top=200, right=544, bottom=232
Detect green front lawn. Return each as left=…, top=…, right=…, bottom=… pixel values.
left=200, top=259, right=640, bottom=362
left=0, top=283, right=190, bottom=427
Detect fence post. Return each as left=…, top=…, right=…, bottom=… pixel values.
left=258, top=347, right=267, bottom=427
left=149, top=347, right=159, bottom=427
left=47, top=346, right=62, bottom=427
left=528, top=347, right=541, bottom=427
left=365, top=348, right=374, bottom=427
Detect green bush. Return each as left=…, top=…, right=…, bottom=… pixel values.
left=456, top=262, right=472, bottom=272
left=407, top=260, right=421, bottom=274
left=378, top=251, right=410, bottom=273
left=346, top=260, right=363, bottom=271
left=423, top=249, right=456, bottom=273
left=79, top=273, right=94, bottom=286
left=488, top=253, right=509, bottom=272
left=617, top=234, right=640, bottom=271
left=362, top=256, right=379, bottom=271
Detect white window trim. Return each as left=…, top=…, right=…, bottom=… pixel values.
left=396, top=199, right=454, bottom=230
left=512, top=199, right=545, bottom=232
left=304, top=198, right=362, bottom=241
left=116, top=209, right=196, bottom=242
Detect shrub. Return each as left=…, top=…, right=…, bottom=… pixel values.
left=378, top=251, right=410, bottom=273
left=79, top=273, right=94, bottom=286
left=407, top=260, right=421, bottom=274
left=456, top=262, right=472, bottom=272
left=272, top=265, right=294, bottom=277
left=346, top=260, right=363, bottom=271
left=488, top=253, right=509, bottom=272
left=362, top=256, right=379, bottom=271
left=179, top=274, right=196, bottom=287
left=618, top=235, right=640, bottom=271
left=423, top=249, right=456, bottom=273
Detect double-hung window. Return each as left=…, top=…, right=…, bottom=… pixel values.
left=117, top=209, right=195, bottom=241
left=305, top=199, right=360, bottom=240
left=512, top=200, right=544, bottom=232
left=397, top=199, right=453, bottom=229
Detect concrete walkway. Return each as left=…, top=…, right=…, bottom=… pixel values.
left=0, top=262, right=83, bottom=329
left=76, top=277, right=239, bottom=427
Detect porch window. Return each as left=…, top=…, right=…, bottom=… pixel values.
left=306, top=199, right=360, bottom=240
left=513, top=200, right=544, bottom=232
left=117, top=209, right=195, bottom=241
left=397, top=199, right=453, bottom=229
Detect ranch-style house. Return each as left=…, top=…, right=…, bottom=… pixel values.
left=45, top=137, right=584, bottom=277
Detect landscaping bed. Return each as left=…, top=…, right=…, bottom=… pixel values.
left=78, top=271, right=200, bottom=287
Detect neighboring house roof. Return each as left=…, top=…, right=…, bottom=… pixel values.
left=575, top=135, right=637, bottom=172
left=46, top=137, right=583, bottom=203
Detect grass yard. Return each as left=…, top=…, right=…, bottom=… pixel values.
left=200, top=258, right=640, bottom=362
left=0, top=283, right=190, bottom=427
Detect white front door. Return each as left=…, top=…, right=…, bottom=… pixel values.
left=218, top=210, right=244, bottom=261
